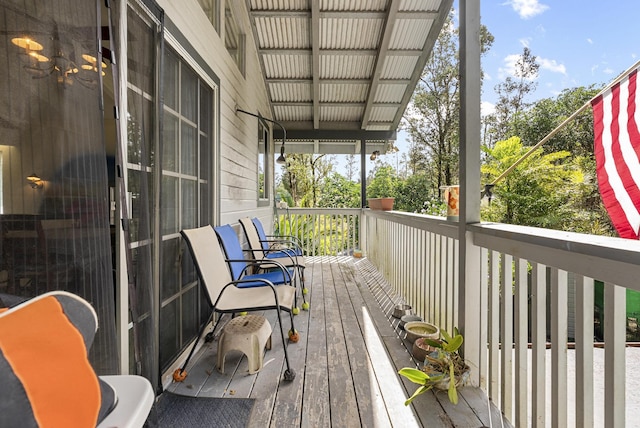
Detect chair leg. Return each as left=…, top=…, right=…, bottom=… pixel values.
left=276, top=308, right=296, bottom=381
left=174, top=311, right=215, bottom=381
left=299, top=267, right=309, bottom=310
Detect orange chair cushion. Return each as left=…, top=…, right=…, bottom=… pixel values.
left=0, top=295, right=101, bottom=427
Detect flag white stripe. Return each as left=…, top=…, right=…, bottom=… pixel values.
left=617, top=80, right=640, bottom=192
left=601, top=84, right=640, bottom=233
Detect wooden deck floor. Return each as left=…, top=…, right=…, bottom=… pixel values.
left=167, top=256, right=510, bottom=427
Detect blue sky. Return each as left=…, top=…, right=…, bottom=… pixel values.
left=319, top=0, right=640, bottom=177
left=480, top=0, right=640, bottom=114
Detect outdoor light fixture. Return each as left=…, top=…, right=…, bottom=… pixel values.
left=235, top=107, right=288, bottom=165
left=370, top=150, right=380, bottom=161
left=276, top=145, right=286, bottom=164
left=26, top=173, right=43, bottom=189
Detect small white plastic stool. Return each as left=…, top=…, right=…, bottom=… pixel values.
left=217, top=314, right=272, bottom=374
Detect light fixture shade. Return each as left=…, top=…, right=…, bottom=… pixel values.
left=11, top=37, right=43, bottom=51
left=276, top=145, right=286, bottom=164
left=26, top=173, right=41, bottom=182
left=26, top=173, right=43, bottom=189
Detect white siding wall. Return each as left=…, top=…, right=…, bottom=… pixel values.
left=157, top=0, right=275, bottom=229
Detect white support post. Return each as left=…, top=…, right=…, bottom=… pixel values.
left=458, top=0, right=482, bottom=386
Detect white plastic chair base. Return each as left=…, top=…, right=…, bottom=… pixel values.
left=98, top=375, right=155, bottom=428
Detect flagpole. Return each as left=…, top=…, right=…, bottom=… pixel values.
left=484, top=58, right=640, bottom=193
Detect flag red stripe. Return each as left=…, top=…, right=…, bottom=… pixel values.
left=610, top=78, right=640, bottom=214
left=627, top=71, right=640, bottom=160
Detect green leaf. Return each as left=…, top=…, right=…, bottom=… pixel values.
left=441, top=329, right=453, bottom=343
left=398, top=368, right=429, bottom=385
left=443, top=334, right=463, bottom=353
left=404, top=385, right=430, bottom=406
left=447, top=362, right=458, bottom=404
left=424, top=338, right=443, bottom=348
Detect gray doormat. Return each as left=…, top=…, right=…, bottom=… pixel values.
left=152, top=392, right=254, bottom=428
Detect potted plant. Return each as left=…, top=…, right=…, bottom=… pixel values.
left=367, top=197, right=395, bottom=211
left=398, top=327, right=469, bottom=405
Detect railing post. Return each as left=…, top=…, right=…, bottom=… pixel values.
left=458, top=0, right=482, bottom=386
left=604, top=282, right=626, bottom=428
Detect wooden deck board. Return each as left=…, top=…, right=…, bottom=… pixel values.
left=165, top=256, right=511, bottom=427
left=301, top=255, right=330, bottom=428
left=322, top=259, right=361, bottom=427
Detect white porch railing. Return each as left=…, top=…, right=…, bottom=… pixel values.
left=273, top=207, right=640, bottom=426
left=363, top=209, right=640, bottom=428
left=274, top=208, right=361, bottom=256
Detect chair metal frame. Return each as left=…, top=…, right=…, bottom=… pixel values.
left=239, top=217, right=309, bottom=307
left=178, top=225, right=297, bottom=381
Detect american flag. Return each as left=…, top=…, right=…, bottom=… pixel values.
left=592, top=65, right=640, bottom=239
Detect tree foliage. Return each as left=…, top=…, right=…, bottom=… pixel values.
left=403, top=12, right=493, bottom=195
left=485, top=46, right=540, bottom=146
left=366, top=163, right=398, bottom=199
left=481, top=136, right=583, bottom=229
left=317, top=173, right=360, bottom=208
left=280, top=154, right=334, bottom=207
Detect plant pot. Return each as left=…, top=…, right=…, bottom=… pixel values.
left=399, top=314, right=422, bottom=331
left=368, top=197, right=395, bottom=211
left=412, top=337, right=435, bottom=361
left=427, top=365, right=471, bottom=391
left=392, top=304, right=412, bottom=319
left=404, top=321, right=440, bottom=343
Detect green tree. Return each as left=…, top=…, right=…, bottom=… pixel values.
left=403, top=13, right=493, bottom=193
left=481, top=136, right=583, bottom=229
left=518, top=86, right=601, bottom=157
left=395, top=173, right=444, bottom=214
left=281, top=154, right=334, bottom=207
left=366, top=164, right=398, bottom=199
left=486, top=46, right=540, bottom=145
left=344, top=154, right=359, bottom=182
left=318, top=173, right=360, bottom=208
left=513, top=86, right=614, bottom=235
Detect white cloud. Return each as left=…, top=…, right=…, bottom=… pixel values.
left=587, top=38, right=593, bottom=45
left=481, top=101, right=496, bottom=117
left=505, top=0, right=549, bottom=19
left=603, top=67, right=615, bottom=75
left=498, top=54, right=521, bottom=79
left=538, top=58, right=566, bottom=75
left=519, top=37, right=531, bottom=48
left=498, top=54, right=539, bottom=80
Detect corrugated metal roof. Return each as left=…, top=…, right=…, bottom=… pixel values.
left=247, top=0, right=453, bottom=153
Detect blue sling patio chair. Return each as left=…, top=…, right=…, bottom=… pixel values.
left=178, top=225, right=298, bottom=382
left=238, top=217, right=308, bottom=310
left=214, top=224, right=302, bottom=313
left=242, top=217, right=309, bottom=302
